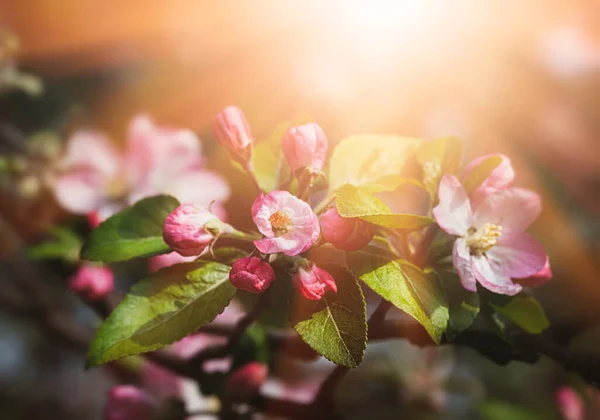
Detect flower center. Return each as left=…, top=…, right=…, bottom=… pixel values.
left=269, top=210, right=291, bottom=235
left=106, top=177, right=128, bottom=199
left=466, top=223, right=502, bottom=256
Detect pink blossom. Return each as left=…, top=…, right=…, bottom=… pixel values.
left=463, top=154, right=515, bottom=207
left=557, top=387, right=584, bottom=420
left=281, top=123, right=328, bottom=172
left=104, top=385, right=156, bottom=420
left=163, top=204, right=226, bottom=257
left=148, top=252, right=197, bottom=273
left=54, top=115, right=229, bottom=222
left=433, top=175, right=547, bottom=296
left=226, top=362, right=269, bottom=401
left=293, top=264, right=337, bottom=300
left=320, top=207, right=373, bottom=251
left=516, top=256, right=552, bottom=287
left=229, top=256, right=276, bottom=293
left=252, top=190, right=320, bottom=256
left=68, top=264, right=114, bottom=301
left=211, top=105, right=253, bottom=160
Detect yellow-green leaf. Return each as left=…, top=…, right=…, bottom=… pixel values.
left=490, top=294, right=549, bottom=334
left=415, top=137, right=463, bottom=196
left=462, top=155, right=503, bottom=194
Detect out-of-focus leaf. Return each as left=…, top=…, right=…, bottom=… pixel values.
left=347, top=254, right=448, bottom=343
left=329, top=135, right=421, bottom=192
left=86, top=261, right=235, bottom=367
left=478, top=400, right=543, bottom=420
left=291, top=264, right=367, bottom=368
left=335, top=184, right=433, bottom=229
left=439, top=269, right=480, bottom=339
left=490, top=293, right=549, bottom=334
left=28, top=226, right=82, bottom=263
left=462, top=155, right=503, bottom=194
left=80, top=195, right=179, bottom=262
left=415, top=137, right=463, bottom=196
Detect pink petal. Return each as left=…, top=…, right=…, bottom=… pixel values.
left=472, top=256, right=522, bottom=296
left=251, top=191, right=293, bottom=237
left=63, top=130, right=121, bottom=178
left=432, top=175, right=473, bottom=236
left=556, top=387, right=584, bottom=420
left=54, top=169, right=110, bottom=214
left=453, top=238, right=476, bottom=292
left=487, top=233, right=547, bottom=279
left=474, top=187, right=541, bottom=235
left=516, top=256, right=552, bottom=287
left=254, top=236, right=306, bottom=256
left=464, top=154, right=515, bottom=208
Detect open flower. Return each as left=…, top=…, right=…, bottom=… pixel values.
left=251, top=190, right=320, bottom=256
left=54, top=115, right=229, bottom=221
left=433, top=175, right=547, bottom=295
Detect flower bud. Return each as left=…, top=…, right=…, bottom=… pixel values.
left=516, top=257, right=552, bottom=287
left=294, top=264, right=337, bottom=300
left=281, top=123, right=328, bottom=173
left=320, top=207, right=374, bottom=251
left=229, top=256, right=275, bottom=293
left=163, top=204, right=223, bottom=257
left=226, top=362, right=268, bottom=401
left=69, top=265, right=114, bottom=301
left=104, top=385, right=156, bottom=420
left=556, top=387, right=584, bottom=420
left=211, top=106, right=253, bottom=160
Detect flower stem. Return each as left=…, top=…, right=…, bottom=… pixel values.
left=312, top=192, right=335, bottom=215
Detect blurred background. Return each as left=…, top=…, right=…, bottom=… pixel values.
left=1, top=1, right=600, bottom=419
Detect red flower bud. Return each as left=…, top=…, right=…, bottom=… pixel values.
left=211, top=106, right=253, bottom=160
left=163, top=204, right=222, bottom=257
left=320, top=207, right=374, bottom=251
left=69, top=264, right=114, bottom=301
left=226, top=362, right=268, bottom=401
left=281, top=123, right=328, bottom=172
left=229, top=256, right=276, bottom=293
left=294, top=264, right=337, bottom=300
left=104, top=385, right=156, bottom=420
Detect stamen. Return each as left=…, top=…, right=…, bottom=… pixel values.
left=269, top=211, right=291, bottom=235
left=466, top=223, right=502, bottom=256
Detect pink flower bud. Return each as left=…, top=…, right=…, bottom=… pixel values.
left=294, top=264, right=337, bottom=300
left=88, top=211, right=102, bottom=228
left=229, top=256, right=276, bottom=293
left=163, top=204, right=221, bottom=257
left=281, top=123, right=328, bottom=172
left=516, top=256, right=552, bottom=287
left=226, top=362, right=268, bottom=401
left=211, top=106, right=253, bottom=159
left=104, top=385, right=156, bottom=420
left=557, top=387, right=584, bottom=420
left=69, top=265, right=114, bottom=301
left=320, top=207, right=374, bottom=251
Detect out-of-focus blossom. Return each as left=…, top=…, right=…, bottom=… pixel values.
left=54, top=115, right=229, bottom=222
left=104, top=385, right=156, bottom=420
left=68, top=264, right=114, bottom=301
left=211, top=106, right=253, bottom=161
left=281, top=123, right=328, bottom=173
left=148, top=252, right=197, bottom=273
left=226, top=362, right=269, bottom=401
left=293, top=264, right=337, bottom=300
left=229, top=256, right=276, bottom=293
left=252, top=190, right=319, bottom=256
left=557, top=387, right=584, bottom=420
left=463, top=154, right=515, bottom=207
left=540, top=25, right=600, bottom=78
left=163, top=204, right=227, bottom=257
left=433, top=175, right=547, bottom=295
left=320, top=207, right=373, bottom=251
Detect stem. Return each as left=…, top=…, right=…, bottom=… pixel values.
left=412, top=224, right=439, bottom=267
left=312, top=193, right=335, bottom=215
left=226, top=228, right=261, bottom=241
left=243, top=160, right=262, bottom=194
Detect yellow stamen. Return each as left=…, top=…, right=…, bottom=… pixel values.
left=466, top=223, right=502, bottom=256
left=269, top=211, right=291, bottom=235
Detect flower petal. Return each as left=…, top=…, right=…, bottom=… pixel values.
left=54, top=169, right=110, bottom=214
left=433, top=175, right=473, bottom=236
left=474, top=187, right=541, bottom=234
left=63, top=130, right=121, bottom=178
left=472, top=256, right=522, bottom=296
left=487, top=233, right=547, bottom=279
left=453, top=238, right=476, bottom=292
left=464, top=154, right=515, bottom=208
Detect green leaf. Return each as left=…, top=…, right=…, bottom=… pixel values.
left=329, top=135, right=421, bottom=192
left=347, top=254, right=449, bottom=343
left=335, top=184, right=433, bottom=229
left=291, top=264, right=367, bottom=368
left=28, top=226, right=82, bottom=262
left=490, top=294, right=549, bottom=334
left=86, top=261, right=236, bottom=367
left=199, top=247, right=248, bottom=265
left=462, top=155, right=503, bottom=194
left=439, top=269, right=480, bottom=338
left=415, top=137, right=463, bottom=196
left=80, top=195, right=179, bottom=262
left=478, top=400, right=543, bottom=420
